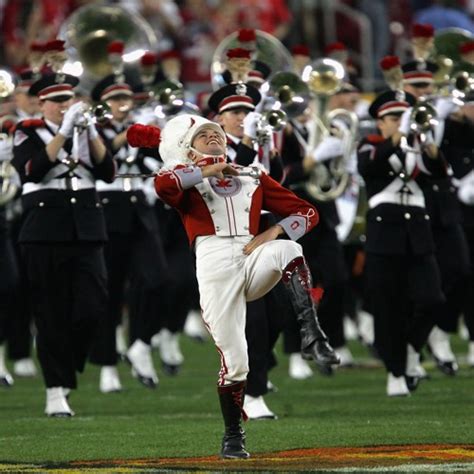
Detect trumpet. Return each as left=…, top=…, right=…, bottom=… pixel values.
left=256, top=109, right=287, bottom=146
left=74, top=102, right=113, bottom=131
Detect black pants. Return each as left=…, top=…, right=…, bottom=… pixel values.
left=22, top=243, right=108, bottom=388
left=366, top=252, right=444, bottom=376
left=461, top=225, right=474, bottom=341
left=431, top=224, right=470, bottom=333
left=246, top=281, right=291, bottom=397
left=89, top=226, right=166, bottom=366
left=154, top=206, right=198, bottom=335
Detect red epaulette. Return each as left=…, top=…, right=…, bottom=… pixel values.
left=20, top=119, right=45, bottom=128
left=365, top=134, right=385, bottom=144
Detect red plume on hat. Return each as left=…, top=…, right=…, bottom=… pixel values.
left=411, top=23, right=435, bottom=60
left=127, top=124, right=161, bottom=148
left=140, top=51, right=158, bottom=85
left=107, top=40, right=125, bottom=75
left=412, top=23, right=434, bottom=38
left=43, top=39, right=67, bottom=74
left=379, top=55, right=403, bottom=91
left=238, top=28, right=256, bottom=43
left=226, top=48, right=251, bottom=60
left=292, top=44, right=310, bottom=57
left=324, top=41, right=348, bottom=64
left=226, top=48, right=252, bottom=83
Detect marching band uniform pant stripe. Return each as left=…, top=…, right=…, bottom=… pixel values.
left=366, top=253, right=444, bottom=376
left=195, top=235, right=302, bottom=384
left=21, top=243, right=108, bottom=388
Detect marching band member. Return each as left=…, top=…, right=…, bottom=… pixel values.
left=153, top=113, right=338, bottom=458
left=401, top=24, right=471, bottom=375
left=358, top=90, right=446, bottom=396
left=208, top=51, right=287, bottom=419
left=11, top=53, right=115, bottom=415
left=88, top=56, right=167, bottom=392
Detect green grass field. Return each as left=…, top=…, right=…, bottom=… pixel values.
left=1, top=335, right=473, bottom=467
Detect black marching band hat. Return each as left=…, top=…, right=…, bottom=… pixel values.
left=208, top=83, right=261, bottom=114
left=368, top=90, right=416, bottom=119
left=401, top=60, right=438, bottom=86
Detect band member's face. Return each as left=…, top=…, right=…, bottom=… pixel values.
left=106, top=96, right=133, bottom=121
left=190, top=126, right=226, bottom=160
left=41, top=98, right=74, bottom=125
left=329, top=92, right=360, bottom=112
left=218, top=108, right=248, bottom=138
left=377, top=114, right=401, bottom=138
left=404, top=83, right=434, bottom=99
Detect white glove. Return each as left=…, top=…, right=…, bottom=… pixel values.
left=0, top=137, right=13, bottom=161
left=312, top=135, right=343, bottom=162
left=243, top=111, right=261, bottom=140
left=88, top=122, right=99, bottom=141
left=435, top=96, right=460, bottom=120
left=458, top=171, right=474, bottom=205
left=398, top=107, right=412, bottom=135
left=59, top=101, right=86, bottom=138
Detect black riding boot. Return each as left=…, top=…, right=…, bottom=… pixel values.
left=217, top=381, right=250, bottom=459
left=282, top=256, right=340, bottom=367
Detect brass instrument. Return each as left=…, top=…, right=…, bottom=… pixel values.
left=75, top=102, right=113, bottom=131
left=59, top=3, right=158, bottom=91
left=210, top=29, right=293, bottom=90
left=0, top=70, right=18, bottom=206
left=302, top=58, right=359, bottom=201
left=150, top=79, right=199, bottom=118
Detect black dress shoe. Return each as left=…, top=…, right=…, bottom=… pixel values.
left=0, top=374, right=14, bottom=387
left=434, top=358, right=458, bottom=376
left=162, top=362, right=180, bottom=376
left=220, top=430, right=250, bottom=459
left=405, top=375, right=420, bottom=392
left=302, top=340, right=340, bottom=366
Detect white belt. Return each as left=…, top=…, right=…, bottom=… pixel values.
left=369, top=191, right=425, bottom=209
left=22, top=178, right=95, bottom=194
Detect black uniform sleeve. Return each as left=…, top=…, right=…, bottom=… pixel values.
left=90, top=149, right=116, bottom=183
left=12, top=125, right=55, bottom=184
left=234, top=142, right=257, bottom=166
left=357, top=136, right=395, bottom=178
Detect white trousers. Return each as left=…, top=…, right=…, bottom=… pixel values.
left=195, top=235, right=302, bottom=384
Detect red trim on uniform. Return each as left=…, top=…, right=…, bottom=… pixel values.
left=366, top=134, right=385, bottom=144
left=403, top=72, right=433, bottom=80
left=377, top=101, right=409, bottom=116
left=216, top=345, right=229, bottom=386
left=101, top=84, right=132, bottom=100
left=38, top=84, right=73, bottom=99
left=219, top=95, right=253, bottom=110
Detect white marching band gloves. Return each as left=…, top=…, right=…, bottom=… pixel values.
left=398, top=107, right=412, bottom=136
left=458, top=170, right=474, bottom=205
left=59, top=101, right=86, bottom=138
left=435, top=96, right=460, bottom=120
left=0, top=137, right=13, bottom=161
left=88, top=121, right=99, bottom=141
left=243, top=111, right=261, bottom=140
left=311, top=135, right=344, bottom=162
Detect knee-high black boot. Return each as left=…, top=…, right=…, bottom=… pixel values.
left=282, top=256, right=340, bottom=367
left=217, top=381, right=250, bottom=459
